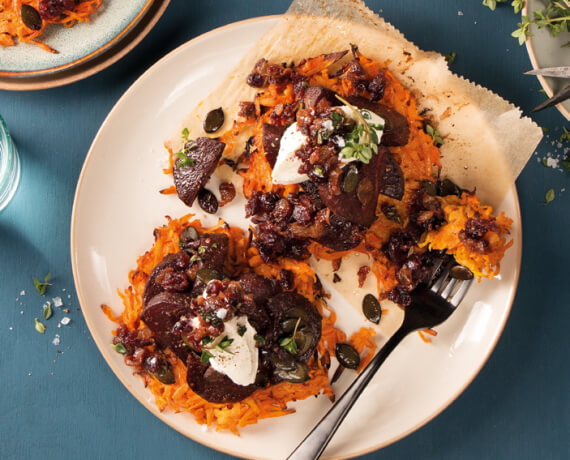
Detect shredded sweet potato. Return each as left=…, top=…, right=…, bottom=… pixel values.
left=420, top=194, right=513, bottom=279
left=106, top=214, right=376, bottom=433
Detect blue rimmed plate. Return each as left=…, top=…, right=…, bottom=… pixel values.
left=0, top=0, right=154, bottom=78
left=0, top=0, right=169, bottom=90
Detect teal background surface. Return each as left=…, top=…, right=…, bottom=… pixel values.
left=1, top=1, right=568, bottom=459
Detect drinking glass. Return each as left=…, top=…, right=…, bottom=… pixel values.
left=0, top=115, right=20, bottom=212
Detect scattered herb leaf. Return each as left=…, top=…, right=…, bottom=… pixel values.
left=237, top=324, right=247, bottom=337
left=443, top=51, right=456, bottom=64
left=545, top=188, right=556, bottom=205
left=33, top=273, right=52, bottom=296
left=279, top=336, right=298, bottom=354
left=215, top=336, right=234, bottom=353
left=42, top=302, right=53, bottom=320
left=181, top=127, right=189, bottom=139
left=201, top=350, right=213, bottom=364
left=560, top=127, right=570, bottom=142
left=201, top=335, right=214, bottom=345
left=254, top=334, right=266, bottom=346
left=34, top=318, right=46, bottom=334
left=425, top=124, right=444, bottom=146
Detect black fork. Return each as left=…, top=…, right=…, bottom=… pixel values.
left=287, top=263, right=474, bottom=460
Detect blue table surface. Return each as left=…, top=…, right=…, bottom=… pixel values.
left=1, top=1, right=569, bottom=459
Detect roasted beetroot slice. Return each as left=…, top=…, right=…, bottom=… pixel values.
left=142, top=252, right=191, bottom=306
left=186, top=354, right=258, bottom=403
left=173, top=137, right=225, bottom=206
left=302, top=86, right=340, bottom=111
left=237, top=272, right=280, bottom=306
left=262, top=124, right=286, bottom=168
left=378, top=152, right=405, bottom=200
left=316, top=214, right=364, bottom=251
left=141, top=291, right=193, bottom=362
left=346, top=95, right=409, bottom=146
left=266, top=292, right=321, bottom=363
left=318, top=146, right=388, bottom=227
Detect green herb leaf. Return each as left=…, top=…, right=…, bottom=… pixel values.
left=443, top=51, right=456, bottom=65
left=175, top=151, right=196, bottom=168
left=42, top=302, right=53, bottom=320
left=425, top=124, right=444, bottom=146
left=545, top=188, right=556, bottom=205
left=237, top=324, right=247, bottom=337
left=33, top=273, right=52, bottom=296
left=201, top=350, right=213, bottom=364
left=190, top=254, right=201, bottom=263
left=34, top=318, right=46, bottom=334
left=113, top=343, right=127, bottom=354
left=181, top=127, right=189, bottom=139
left=201, top=336, right=214, bottom=345
left=279, top=336, right=298, bottom=354
left=215, top=336, right=234, bottom=353
left=560, top=127, right=570, bottom=142
left=254, top=334, right=266, bottom=346
left=198, top=245, right=208, bottom=254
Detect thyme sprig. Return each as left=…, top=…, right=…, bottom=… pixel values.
left=484, top=0, right=570, bottom=46
left=335, top=95, right=383, bottom=164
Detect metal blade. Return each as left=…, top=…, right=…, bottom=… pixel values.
left=531, top=84, right=570, bottom=113
left=525, top=66, right=570, bottom=78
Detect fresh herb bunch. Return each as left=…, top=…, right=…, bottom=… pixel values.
left=484, top=0, right=570, bottom=46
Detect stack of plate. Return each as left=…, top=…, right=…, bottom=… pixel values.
left=0, top=0, right=170, bottom=90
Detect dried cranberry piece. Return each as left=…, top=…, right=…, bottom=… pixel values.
left=39, top=0, right=74, bottom=21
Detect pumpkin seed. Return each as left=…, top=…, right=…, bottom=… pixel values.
left=21, top=5, right=42, bottom=31
left=143, top=356, right=175, bottom=385
left=438, top=178, right=463, bottom=197
left=273, top=360, right=309, bottom=383
left=421, top=180, right=437, bottom=196
left=203, top=107, right=224, bottom=133
left=179, top=226, right=199, bottom=244
left=335, top=343, right=360, bottom=370
left=196, top=268, right=223, bottom=284
left=356, top=177, right=374, bottom=205
left=342, top=165, right=360, bottom=193
left=362, top=293, right=382, bottom=324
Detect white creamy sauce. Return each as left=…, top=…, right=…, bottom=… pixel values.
left=271, top=122, right=309, bottom=185
left=208, top=316, right=259, bottom=386
left=271, top=106, right=386, bottom=185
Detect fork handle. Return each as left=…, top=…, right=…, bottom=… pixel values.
left=287, top=327, right=409, bottom=460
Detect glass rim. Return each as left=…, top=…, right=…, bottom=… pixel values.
left=0, top=114, right=15, bottom=157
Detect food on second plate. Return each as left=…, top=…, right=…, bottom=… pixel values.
left=103, top=215, right=377, bottom=433
left=0, top=0, right=103, bottom=53
left=168, top=46, right=513, bottom=311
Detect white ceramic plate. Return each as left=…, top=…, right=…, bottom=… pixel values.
left=0, top=0, right=153, bottom=77
left=523, top=0, right=570, bottom=120
left=71, top=16, right=522, bottom=459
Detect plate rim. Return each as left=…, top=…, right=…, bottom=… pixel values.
left=0, top=0, right=155, bottom=78
left=71, top=15, right=522, bottom=460
left=522, top=0, right=570, bottom=121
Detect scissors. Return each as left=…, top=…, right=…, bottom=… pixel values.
left=525, top=66, right=570, bottom=113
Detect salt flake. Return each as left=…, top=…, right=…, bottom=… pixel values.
left=52, top=335, right=61, bottom=346
left=20, top=290, right=26, bottom=296
left=52, top=297, right=63, bottom=308
left=60, top=317, right=71, bottom=326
